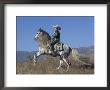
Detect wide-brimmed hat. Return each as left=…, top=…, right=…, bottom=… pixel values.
left=53, top=25, right=61, bottom=30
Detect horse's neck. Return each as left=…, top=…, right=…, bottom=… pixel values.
left=37, top=30, right=51, bottom=48
left=47, top=40, right=51, bottom=45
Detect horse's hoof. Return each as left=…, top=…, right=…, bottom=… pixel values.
left=33, top=63, right=36, bottom=66
left=65, top=69, right=69, bottom=72
left=66, top=67, right=69, bottom=72
left=69, top=63, right=71, bottom=66
left=56, top=67, right=60, bottom=70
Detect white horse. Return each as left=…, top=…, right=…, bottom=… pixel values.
left=33, top=28, right=91, bottom=71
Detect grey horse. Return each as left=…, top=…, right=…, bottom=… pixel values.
left=33, top=28, right=91, bottom=71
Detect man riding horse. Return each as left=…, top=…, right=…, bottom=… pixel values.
left=50, top=25, right=61, bottom=55
left=33, top=26, right=92, bottom=71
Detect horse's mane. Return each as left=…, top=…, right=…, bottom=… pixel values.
left=38, top=28, right=51, bottom=39
left=37, top=28, right=51, bottom=48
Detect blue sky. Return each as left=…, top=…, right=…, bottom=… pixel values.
left=16, top=16, right=94, bottom=51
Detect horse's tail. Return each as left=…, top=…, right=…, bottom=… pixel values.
left=71, top=48, right=93, bottom=67
left=71, top=48, right=79, bottom=61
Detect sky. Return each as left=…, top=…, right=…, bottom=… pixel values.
left=16, top=16, right=94, bottom=51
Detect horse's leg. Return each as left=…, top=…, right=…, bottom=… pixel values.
left=33, top=53, right=37, bottom=65
left=67, top=58, right=71, bottom=66
left=57, top=60, right=63, bottom=70
left=33, top=54, right=37, bottom=66
left=33, top=51, right=41, bottom=65
left=63, top=57, right=69, bottom=72
left=33, top=54, right=37, bottom=62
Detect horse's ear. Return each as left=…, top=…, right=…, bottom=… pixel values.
left=38, top=28, right=42, bottom=32
left=39, top=28, right=42, bottom=30
left=39, top=28, right=43, bottom=31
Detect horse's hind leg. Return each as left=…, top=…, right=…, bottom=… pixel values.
left=63, top=57, right=69, bottom=72
left=67, top=58, right=71, bottom=66
left=57, top=60, right=63, bottom=70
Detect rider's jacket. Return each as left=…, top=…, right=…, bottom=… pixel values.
left=51, top=30, right=60, bottom=43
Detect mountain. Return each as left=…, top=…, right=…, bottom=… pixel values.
left=16, top=51, right=48, bottom=62
left=77, top=46, right=94, bottom=56
left=76, top=46, right=94, bottom=64
left=16, top=46, right=94, bottom=62
left=16, top=51, right=35, bottom=62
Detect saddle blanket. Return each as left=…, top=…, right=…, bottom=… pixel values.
left=55, top=42, right=64, bottom=51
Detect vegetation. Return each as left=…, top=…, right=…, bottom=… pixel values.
left=16, top=46, right=94, bottom=74
left=16, top=55, right=94, bottom=74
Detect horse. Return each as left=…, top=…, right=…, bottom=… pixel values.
left=33, top=28, right=92, bottom=71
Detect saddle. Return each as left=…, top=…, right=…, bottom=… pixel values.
left=54, top=42, right=64, bottom=51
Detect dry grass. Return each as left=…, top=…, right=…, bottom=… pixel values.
left=16, top=56, right=94, bottom=74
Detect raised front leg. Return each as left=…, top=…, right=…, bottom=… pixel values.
left=33, top=54, right=37, bottom=63
left=33, top=51, right=41, bottom=64
left=33, top=54, right=37, bottom=66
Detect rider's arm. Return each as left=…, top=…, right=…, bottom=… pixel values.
left=52, top=31, right=59, bottom=37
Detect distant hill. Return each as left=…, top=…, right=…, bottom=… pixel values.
left=16, top=51, right=48, bottom=62
left=16, top=45, right=94, bottom=62
left=16, top=51, right=36, bottom=62
left=77, top=46, right=94, bottom=64
left=77, top=46, right=94, bottom=56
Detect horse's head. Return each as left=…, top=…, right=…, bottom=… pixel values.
left=34, top=28, right=51, bottom=48
left=34, top=28, right=44, bottom=41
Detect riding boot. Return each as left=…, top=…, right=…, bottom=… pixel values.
left=50, top=45, right=56, bottom=57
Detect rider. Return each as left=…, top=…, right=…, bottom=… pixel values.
left=50, top=25, right=61, bottom=55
